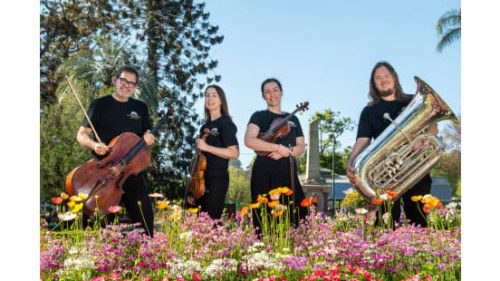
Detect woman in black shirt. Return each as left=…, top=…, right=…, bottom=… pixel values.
left=244, top=78, right=308, bottom=232
left=195, top=85, right=239, bottom=220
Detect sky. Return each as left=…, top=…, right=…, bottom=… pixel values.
left=195, top=0, right=461, bottom=168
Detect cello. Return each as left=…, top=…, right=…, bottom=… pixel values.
left=256, top=101, right=309, bottom=156
left=66, top=110, right=173, bottom=216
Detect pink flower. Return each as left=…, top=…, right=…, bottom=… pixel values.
left=108, top=205, right=122, bottom=213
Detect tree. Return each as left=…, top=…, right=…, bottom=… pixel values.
left=436, top=9, right=461, bottom=52
left=431, top=117, right=461, bottom=197
left=40, top=0, right=224, bottom=200
left=40, top=0, right=136, bottom=105
left=225, top=166, right=252, bottom=205
left=311, top=109, right=355, bottom=176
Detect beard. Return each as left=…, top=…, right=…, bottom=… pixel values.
left=378, top=88, right=395, bottom=97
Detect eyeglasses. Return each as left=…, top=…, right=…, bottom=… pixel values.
left=117, top=77, right=137, bottom=88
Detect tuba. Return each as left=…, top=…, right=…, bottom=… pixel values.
left=352, top=76, right=458, bottom=200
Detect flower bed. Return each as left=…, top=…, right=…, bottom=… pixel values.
left=41, top=191, right=461, bottom=280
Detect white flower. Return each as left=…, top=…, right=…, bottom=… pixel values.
left=170, top=260, right=201, bottom=277
left=179, top=231, right=192, bottom=242
left=204, top=258, right=238, bottom=278
left=379, top=194, right=390, bottom=201
left=343, top=188, right=354, bottom=195
left=148, top=192, right=164, bottom=198
left=63, top=257, right=93, bottom=270
left=382, top=212, right=391, bottom=225
left=355, top=208, right=368, bottom=215
left=58, top=212, right=77, bottom=221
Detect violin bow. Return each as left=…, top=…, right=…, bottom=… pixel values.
left=64, top=75, right=104, bottom=145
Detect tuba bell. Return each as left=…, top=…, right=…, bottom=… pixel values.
left=352, top=76, right=458, bottom=200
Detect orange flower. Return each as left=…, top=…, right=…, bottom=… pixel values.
left=310, top=195, right=318, bottom=205
left=238, top=206, right=249, bottom=217
left=300, top=198, right=311, bottom=208
left=257, top=195, right=269, bottom=204
left=281, top=187, right=293, bottom=196
left=423, top=204, right=432, bottom=214
left=272, top=209, right=284, bottom=217
left=249, top=203, right=261, bottom=209
left=51, top=197, right=63, bottom=205
left=60, top=193, right=69, bottom=200
left=268, top=200, right=279, bottom=209
left=385, top=190, right=398, bottom=199
left=371, top=197, right=383, bottom=205
left=156, top=201, right=169, bottom=210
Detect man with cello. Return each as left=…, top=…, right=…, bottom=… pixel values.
left=76, top=66, right=156, bottom=237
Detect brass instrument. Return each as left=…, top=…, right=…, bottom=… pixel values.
left=352, top=76, right=458, bottom=200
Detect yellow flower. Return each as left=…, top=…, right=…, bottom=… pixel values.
left=411, top=195, right=423, bottom=202
left=70, top=196, right=82, bottom=202
left=77, top=192, right=88, bottom=200
left=71, top=203, right=83, bottom=213
left=249, top=203, right=261, bottom=209
left=421, top=194, right=433, bottom=204
left=188, top=207, right=199, bottom=214
left=156, top=201, right=169, bottom=210
left=427, top=197, right=442, bottom=208
left=269, top=188, right=281, bottom=195
left=67, top=200, right=76, bottom=207
left=268, top=200, right=279, bottom=209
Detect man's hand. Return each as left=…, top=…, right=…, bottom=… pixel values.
left=412, top=136, right=429, bottom=152
left=196, top=138, right=210, bottom=152
left=94, top=143, right=109, bottom=156
left=143, top=131, right=155, bottom=146
left=347, top=166, right=358, bottom=186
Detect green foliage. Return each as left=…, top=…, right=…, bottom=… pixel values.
left=41, top=0, right=225, bottom=202
left=431, top=118, right=461, bottom=197
left=226, top=166, right=251, bottom=205
left=339, top=190, right=369, bottom=213
left=297, top=109, right=354, bottom=175
left=40, top=98, right=89, bottom=203
left=436, top=9, right=461, bottom=52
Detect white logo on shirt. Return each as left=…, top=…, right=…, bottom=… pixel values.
left=127, top=111, right=141, bottom=120
left=288, top=121, right=297, bottom=128
left=211, top=127, right=219, bottom=135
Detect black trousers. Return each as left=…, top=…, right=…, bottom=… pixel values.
left=250, top=156, right=307, bottom=233
left=378, top=174, right=432, bottom=227
left=120, top=173, right=155, bottom=237
left=197, top=169, right=230, bottom=220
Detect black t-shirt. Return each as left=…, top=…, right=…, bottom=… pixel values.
left=356, top=96, right=413, bottom=140
left=200, top=116, right=238, bottom=170
left=248, top=110, right=304, bottom=155
left=82, top=95, right=152, bottom=151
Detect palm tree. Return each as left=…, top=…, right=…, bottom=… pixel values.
left=436, top=9, right=461, bottom=52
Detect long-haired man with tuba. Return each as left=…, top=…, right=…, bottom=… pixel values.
left=346, top=61, right=437, bottom=227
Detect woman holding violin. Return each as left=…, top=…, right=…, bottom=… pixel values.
left=244, top=78, right=307, bottom=231
left=194, top=85, right=239, bottom=220
left=75, top=66, right=156, bottom=237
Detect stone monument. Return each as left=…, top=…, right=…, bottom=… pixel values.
left=301, top=119, right=331, bottom=212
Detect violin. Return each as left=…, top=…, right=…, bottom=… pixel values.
left=65, top=110, right=173, bottom=216
left=185, top=128, right=218, bottom=206
left=256, top=101, right=309, bottom=156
